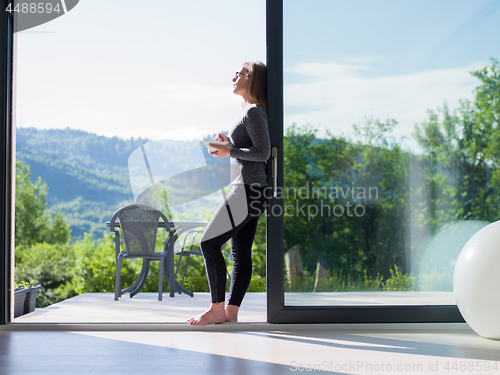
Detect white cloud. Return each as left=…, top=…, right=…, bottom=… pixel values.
left=284, top=61, right=483, bottom=144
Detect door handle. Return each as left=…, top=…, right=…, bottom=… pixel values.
left=272, top=147, right=278, bottom=198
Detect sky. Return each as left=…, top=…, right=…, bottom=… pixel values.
left=15, top=0, right=500, bottom=149
left=15, top=0, right=267, bottom=140
left=284, top=0, right=500, bottom=148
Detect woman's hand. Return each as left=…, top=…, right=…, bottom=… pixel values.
left=215, top=133, right=229, bottom=142
left=208, top=143, right=230, bottom=158
left=209, top=133, right=231, bottom=158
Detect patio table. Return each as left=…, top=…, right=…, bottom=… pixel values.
left=107, top=220, right=207, bottom=298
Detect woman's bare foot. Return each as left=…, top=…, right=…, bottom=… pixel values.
left=187, top=303, right=226, bottom=325
left=225, top=304, right=239, bottom=322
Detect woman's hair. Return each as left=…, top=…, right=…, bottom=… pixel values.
left=241, top=61, right=267, bottom=112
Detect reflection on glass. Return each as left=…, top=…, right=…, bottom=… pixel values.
left=283, top=0, right=500, bottom=306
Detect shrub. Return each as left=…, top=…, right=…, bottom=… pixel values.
left=247, top=274, right=266, bottom=292
left=284, top=265, right=454, bottom=293
left=415, top=268, right=453, bottom=291
left=15, top=242, right=75, bottom=307
left=59, top=233, right=167, bottom=296
left=383, top=265, right=414, bottom=291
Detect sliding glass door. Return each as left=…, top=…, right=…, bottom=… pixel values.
left=10, top=0, right=267, bottom=324
left=267, top=0, right=500, bottom=323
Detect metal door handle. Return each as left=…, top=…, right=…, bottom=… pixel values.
left=272, top=147, right=278, bottom=198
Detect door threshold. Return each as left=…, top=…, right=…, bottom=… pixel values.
left=1, top=322, right=471, bottom=332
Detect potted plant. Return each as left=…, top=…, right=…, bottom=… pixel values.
left=14, top=280, right=41, bottom=318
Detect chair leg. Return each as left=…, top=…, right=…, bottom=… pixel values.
left=180, top=254, right=191, bottom=289
left=115, top=258, right=122, bottom=301
left=158, top=259, right=164, bottom=301
left=167, top=256, right=176, bottom=298
left=175, top=252, right=183, bottom=278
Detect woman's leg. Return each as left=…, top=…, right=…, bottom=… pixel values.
left=226, top=184, right=266, bottom=321
left=188, top=184, right=266, bottom=325
left=225, top=215, right=260, bottom=322
left=228, top=216, right=259, bottom=303
left=187, top=199, right=236, bottom=325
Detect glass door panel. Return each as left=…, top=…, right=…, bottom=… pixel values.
left=283, top=0, right=500, bottom=307
left=14, top=0, right=266, bottom=323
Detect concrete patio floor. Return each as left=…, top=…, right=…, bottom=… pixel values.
left=13, top=291, right=455, bottom=325
left=13, top=292, right=267, bottom=324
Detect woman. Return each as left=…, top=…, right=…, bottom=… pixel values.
left=187, top=61, right=270, bottom=325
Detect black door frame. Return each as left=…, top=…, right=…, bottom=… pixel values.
left=1, top=0, right=464, bottom=325
left=1, top=1, right=14, bottom=325
left=265, top=0, right=464, bottom=324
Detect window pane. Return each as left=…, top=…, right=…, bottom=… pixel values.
left=283, top=0, right=500, bottom=306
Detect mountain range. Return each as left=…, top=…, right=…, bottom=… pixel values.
left=16, top=127, right=221, bottom=240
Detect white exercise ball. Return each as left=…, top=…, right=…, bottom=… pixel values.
left=454, top=220, right=500, bottom=339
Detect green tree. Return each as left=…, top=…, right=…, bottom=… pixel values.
left=15, top=159, right=73, bottom=306
left=15, top=160, right=70, bottom=247
left=279, top=59, right=500, bottom=292
left=414, top=58, right=500, bottom=228
left=282, top=120, right=410, bottom=282
left=15, top=242, right=75, bottom=307
left=283, top=124, right=358, bottom=275
left=351, top=118, right=410, bottom=278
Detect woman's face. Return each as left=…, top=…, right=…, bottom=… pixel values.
left=232, top=67, right=249, bottom=98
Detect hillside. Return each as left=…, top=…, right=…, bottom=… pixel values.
left=15, top=127, right=222, bottom=240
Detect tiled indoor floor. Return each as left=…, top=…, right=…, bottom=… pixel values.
left=1, top=325, right=500, bottom=374
left=6, top=291, right=498, bottom=374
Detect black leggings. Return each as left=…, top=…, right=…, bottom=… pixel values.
left=200, top=183, right=267, bottom=306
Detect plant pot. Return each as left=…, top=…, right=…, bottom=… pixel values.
left=14, top=285, right=41, bottom=318
left=25, top=285, right=41, bottom=314
left=14, top=288, right=29, bottom=318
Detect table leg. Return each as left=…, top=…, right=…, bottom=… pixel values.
left=121, top=259, right=149, bottom=295
left=130, top=260, right=150, bottom=298
left=165, top=232, right=194, bottom=297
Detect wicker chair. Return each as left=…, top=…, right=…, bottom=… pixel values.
left=174, top=229, right=203, bottom=288
left=174, top=228, right=231, bottom=292
left=109, top=204, right=170, bottom=301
